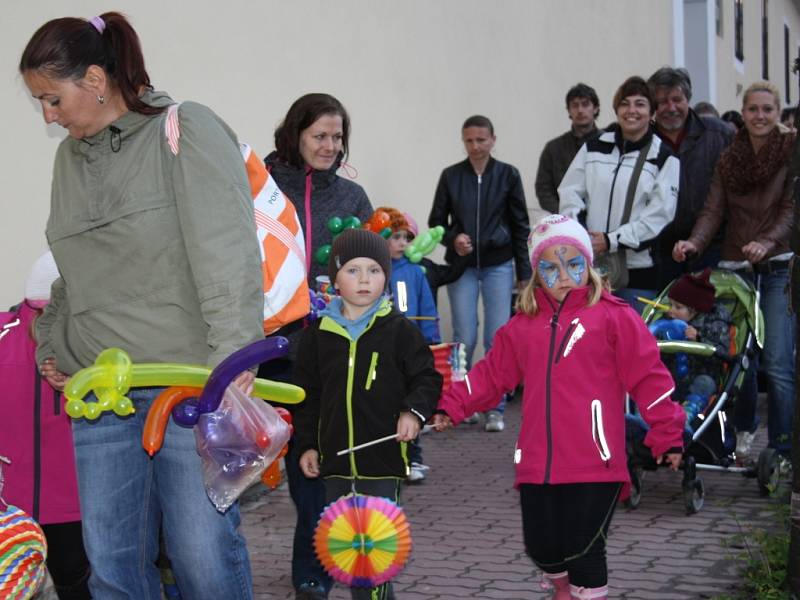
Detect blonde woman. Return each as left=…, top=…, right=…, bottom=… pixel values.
left=673, top=81, right=796, bottom=463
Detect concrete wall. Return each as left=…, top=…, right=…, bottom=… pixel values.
left=1, top=1, right=674, bottom=323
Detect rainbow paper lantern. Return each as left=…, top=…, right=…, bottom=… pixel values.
left=0, top=505, right=48, bottom=599
left=314, top=494, right=411, bottom=588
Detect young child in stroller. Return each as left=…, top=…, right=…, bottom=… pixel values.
left=662, top=268, right=733, bottom=427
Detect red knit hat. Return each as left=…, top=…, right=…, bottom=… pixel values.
left=668, top=268, right=715, bottom=313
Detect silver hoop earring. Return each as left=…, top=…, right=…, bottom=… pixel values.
left=97, top=95, right=105, bottom=104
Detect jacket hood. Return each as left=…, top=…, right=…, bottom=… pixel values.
left=79, top=88, right=173, bottom=148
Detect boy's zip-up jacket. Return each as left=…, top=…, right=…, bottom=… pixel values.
left=438, top=287, right=685, bottom=488
left=293, top=299, right=442, bottom=479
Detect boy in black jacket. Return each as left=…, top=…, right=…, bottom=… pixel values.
left=293, top=229, right=442, bottom=600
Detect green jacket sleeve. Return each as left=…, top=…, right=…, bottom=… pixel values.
left=34, top=277, right=65, bottom=366
left=169, top=103, right=264, bottom=367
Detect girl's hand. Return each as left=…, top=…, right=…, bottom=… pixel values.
left=672, top=240, right=697, bottom=263
left=742, top=241, right=770, bottom=264
left=232, top=370, right=255, bottom=396
left=684, top=325, right=698, bottom=341
left=656, top=452, right=682, bottom=471
left=299, top=449, right=320, bottom=478
left=397, top=412, right=421, bottom=442
left=40, top=357, right=70, bottom=392
left=431, top=413, right=452, bottom=431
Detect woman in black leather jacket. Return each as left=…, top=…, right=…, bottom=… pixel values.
left=428, top=115, right=531, bottom=433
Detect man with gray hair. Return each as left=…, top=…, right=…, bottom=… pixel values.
left=648, top=67, right=733, bottom=287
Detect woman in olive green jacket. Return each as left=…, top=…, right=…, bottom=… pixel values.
left=21, top=12, right=262, bottom=600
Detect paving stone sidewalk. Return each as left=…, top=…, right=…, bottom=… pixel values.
left=242, top=398, right=786, bottom=599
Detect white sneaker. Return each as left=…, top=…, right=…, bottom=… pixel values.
left=735, top=431, right=756, bottom=462
left=485, top=411, right=505, bottom=432
left=407, top=462, right=430, bottom=482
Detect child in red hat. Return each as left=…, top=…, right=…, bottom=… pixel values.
left=666, top=268, right=732, bottom=354
left=665, top=268, right=733, bottom=421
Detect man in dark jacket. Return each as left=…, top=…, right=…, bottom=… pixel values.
left=535, top=83, right=600, bottom=213
left=648, top=67, right=734, bottom=288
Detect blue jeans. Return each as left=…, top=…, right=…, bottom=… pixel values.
left=72, top=388, right=253, bottom=600
left=734, top=269, right=796, bottom=454
left=448, top=260, right=514, bottom=414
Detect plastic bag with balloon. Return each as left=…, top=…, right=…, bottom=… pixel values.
left=195, top=385, right=292, bottom=512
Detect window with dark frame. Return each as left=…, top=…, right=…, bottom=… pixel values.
left=785, top=24, right=791, bottom=105
left=762, top=0, right=769, bottom=79
left=735, top=0, right=744, bottom=62
left=716, top=0, right=723, bottom=37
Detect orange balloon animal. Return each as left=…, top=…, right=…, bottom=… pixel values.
left=142, top=387, right=202, bottom=456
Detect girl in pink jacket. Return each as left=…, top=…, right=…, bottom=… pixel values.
left=435, top=215, right=685, bottom=600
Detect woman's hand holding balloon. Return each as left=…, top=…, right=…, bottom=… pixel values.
left=232, top=371, right=255, bottom=396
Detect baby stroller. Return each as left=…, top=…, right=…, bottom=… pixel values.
left=625, top=269, right=773, bottom=515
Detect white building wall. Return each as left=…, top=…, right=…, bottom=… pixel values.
left=1, top=0, right=674, bottom=317
left=714, top=0, right=800, bottom=113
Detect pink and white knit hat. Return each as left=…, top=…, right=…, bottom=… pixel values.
left=528, top=214, right=593, bottom=267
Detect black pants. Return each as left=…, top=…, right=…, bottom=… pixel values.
left=41, top=521, right=91, bottom=600
left=324, top=478, right=401, bottom=600
left=519, top=482, right=621, bottom=588
left=258, top=355, right=332, bottom=593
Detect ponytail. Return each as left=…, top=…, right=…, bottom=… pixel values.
left=19, top=12, right=164, bottom=116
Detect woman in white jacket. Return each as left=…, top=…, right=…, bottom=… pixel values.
left=559, top=76, right=679, bottom=312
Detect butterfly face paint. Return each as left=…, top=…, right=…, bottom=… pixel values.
left=564, top=254, right=586, bottom=284
left=537, top=259, right=560, bottom=288
left=537, top=246, right=588, bottom=290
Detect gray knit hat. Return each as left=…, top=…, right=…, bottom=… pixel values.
left=329, top=228, right=392, bottom=284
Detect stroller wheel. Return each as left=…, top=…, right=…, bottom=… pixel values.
left=683, top=478, right=704, bottom=515
left=624, top=466, right=643, bottom=509
left=756, top=448, right=780, bottom=496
